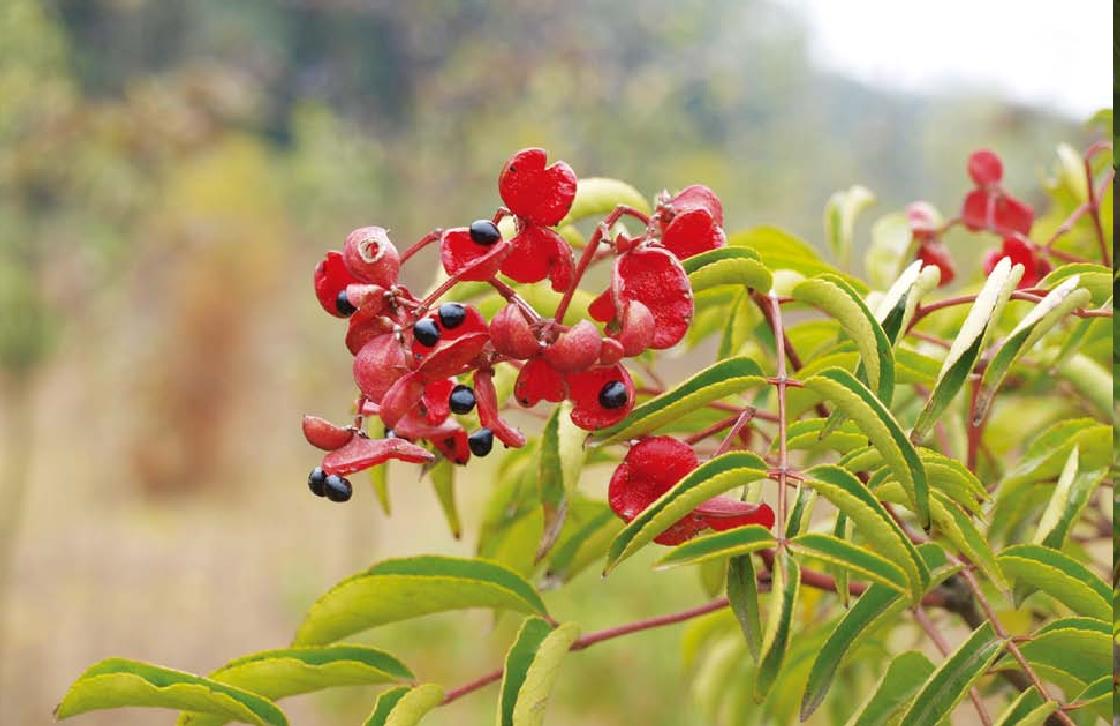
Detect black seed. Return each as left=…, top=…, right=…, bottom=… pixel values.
left=468, top=428, right=494, bottom=457
left=384, top=428, right=396, bottom=439
left=308, top=467, right=327, bottom=497
left=449, top=385, right=476, bottom=415
left=324, top=474, right=353, bottom=502
left=335, top=290, right=357, bottom=316
left=438, top=303, right=467, bottom=329
left=598, top=380, right=629, bottom=409
left=468, top=219, right=501, bottom=246
left=413, top=319, right=441, bottom=347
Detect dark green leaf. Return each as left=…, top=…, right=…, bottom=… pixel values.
left=845, top=650, right=935, bottom=726
left=789, top=533, right=908, bottom=593
left=727, top=555, right=763, bottom=662
left=498, top=617, right=580, bottom=726
left=755, top=548, right=799, bottom=699
left=898, top=622, right=1003, bottom=726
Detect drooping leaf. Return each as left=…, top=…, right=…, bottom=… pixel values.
left=1055, top=353, right=1113, bottom=416
left=604, top=452, right=769, bottom=573
left=683, top=247, right=773, bottom=294
left=428, top=459, right=461, bottom=539
left=991, top=687, right=1053, bottom=726
left=898, top=622, right=1003, bottom=726
left=823, top=185, right=875, bottom=265
left=55, top=659, right=287, bottom=726
left=754, top=548, right=799, bottom=699
left=844, top=650, right=935, bottom=726
left=594, top=357, right=767, bottom=444
left=535, top=402, right=585, bottom=561
left=842, top=446, right=987, bottom=514
left=788, top=533, right=909, bottom=593
left=654, top=525, right=776, bottom=570
left=293, top=556, right=548, bottom=645
left=716, top=289, right=754, bottom=359
left=362, top=684, right=443, bottom=726
left=1032, top=446, right=1105, bottom=551
left=726, top=555, right=763, bottom=662
left=911, top=256, right=1021, bottom=442
left=997, top=544, right=1111, bottom=619
left=497, top=618, right=580, bottom=726
left=559, top=177, right=650, bottom=226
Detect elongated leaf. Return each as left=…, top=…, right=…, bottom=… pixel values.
left=865, top=212, right=914, bottom=290
left=498, top=618, right=580, bottom=726
left=992, top=687, right=1053, bottom=726
left=543, top=498, right=621, bottom=585
left=842, top=446, right=987, bottom=513
left=363, top=684, right=443, bottom=726
left=873, top=259, right=933, bottom=343
left=294, top=556, right=547, bottom=645
left=717, top=289, right=754, bottom=359
left=1003, top=418, right=1112, bottom=486
left=755, top=548, right=799, bottom=699
left=844, top=650, right=935, bottom=726
left=55, top=659, right=287, bottom=726
left=832, top=514, right=850, bottom=608
left=899, top=622, right=1003, bottom=726
left=1056, top=353, right=1113, bottom=416
left=975, top=276, right=1091, bottom=418
left=789, top=533, right=908, bottom=592
left=559, top=177, right=649, bottom=226
left=684, top=247, right=773, bottom=293
left=997, top=544, right=1110, bottom=619
left=785, top=418, right=868, bottom=453
left=1039, top=263, right=1112, bottom=305
left=536, top=402, right=584, bottom=560
left=1006, top=622, right=1110, bottom=685
left=594, top=357, right=767, bottom=444
left=604, top=452, right=769, bottom=573
left=726, top=555, right=763, bottom=662
left=804, top=369, right=929, bottom=529
left=427, top=459, right=461, bottom=539
left=654, top=525, right=776, bottom=569
left=1070, top=676, right=1111, bottom=721
left=911, top=256, right=1022, bottom=442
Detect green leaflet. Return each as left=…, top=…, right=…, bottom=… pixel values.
left=792, top=275, right=894, bottom=401
left=593, top=356, right=767, bottom=444
left=1070, top=676, right=1112, bottom=721
left=604, top=452, right=769, bottom=573
left=1056, top=353, right=1112, bottom=416
left=293, top=556, right=548, bottom=646
left=832, top=513, right=850, bottom=608
left=754, top=548, right=799, bottom=700
left=840, top=446, right=988, bottom=513
left=898, top=622, right=1003, bottom=726
left=784, top=418, right=867, bottom=453
left=543, top=497, right=622, bottom=585
left=728, top=225, right=869, bottom=294
left=55, top=658, right=287, bottom=726
left=997, top=544, right=1111, bottom=619
left=497, top=618, right=580, bottom=726
left=788, top=533, right=908, bottom=593
left=654, top=525, right=776, bottom=570
left=683, top=247, right=772, bottom=294
left=844, top=650, right=935, bottom=726
left=991, top=687, right=1054, bottom=726
left=911, top=256, right=1022, bottom=442
left=824, top=184, right=875, bottom=264
left=1002, top=417, right=1112, bottom=486
left=975, top=276, right=1091, bottom=419
left=1001, top=621, right=1110, bottom=685
left=558, top=177, right=649, bottom=226
left=179, top=646, right=411, bottom=726
left=803, top=370, right=930, bottom=530
left=726, top=555, right=763, bottom=662
left=428, top=458, right=461, bottom=539
left=874, top=259, right=937, bottom=344
left=363, top=684, right=443, bottom=726
left=535, top=402, right=585, bottom=561
left=1033, top=445, right=1101, bottom=551
left=1039, top=263, right=1113, bottom=305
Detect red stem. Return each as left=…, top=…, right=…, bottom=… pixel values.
left=399, top=229, right=443, bottom=266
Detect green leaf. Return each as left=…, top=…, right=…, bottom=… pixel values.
left=1002, top=418, right=1112, bottom=486
left=362, top=684, right=443, bottom=726
left=911, top=256, right=1022, bottom=442
left=593, top=356, right=767, bottom=444
left=899, top=622, right=1003, bottom=726
left=785, top=418, right=868, bottom=453
left=1056, top=353, right=1113, bottom=416
left=793, top=275, right=894, bottom=401
left=803, top=370, right=930, bottom=530
left=844, top=650, right=935, bottom=726
left=975, top=276, right=1092, bottom=419
left=179, top=646, right=412, bottom=726
left=865, top=212, right=915, bottom=290
left=841, top=446, right=987, bottom=513
left=1039, top=263, right=1112, bottom=305
left=991, top=687, right=1054, bottom=726
left=1005, top=620, right=1110, bottom=685
left=543, top=498, right=622, bottom=585
left=535, top=402, right=585, bottom=561
left=997, top=544, right=1111, bottom=619
left=654, top=525, right=776, bottom=569
left=824, top=185, right=875, bottom=265
left=559, top=177, right=649, bottom=226
left=498, top=618, right=580, bottom=726
left=55, top=658, right=287, bottom=726
left=784, top=485, right=816, bottom=538
left=293, top=556, right=548, bottom=645
left=1069, top=676, right=1111, bottom=721
left=755, top=548, right=799, bottom=699
left=428, top=459, right=461, bottom=539
left=873, top=259, right=938, bottom=344
left=728, top=225, right=869, bottom=293
left=603, top=452, right=769, bottom=574
left=1032, top=446, right=1104, bottom=551
left=683, top=247, right=773, bottom=294
left=789, top=533, right=908, bottom=593
left=726, top=555, right=763, bottom=662
left=716, top=289, right=754, bottom=359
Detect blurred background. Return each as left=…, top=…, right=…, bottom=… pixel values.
left=0, top=0, right=1110, bottom=723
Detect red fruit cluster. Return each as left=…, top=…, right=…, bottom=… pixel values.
left=982, top=236, right=1051, bottom=289
left=960, top=149, right=1034, bottom=236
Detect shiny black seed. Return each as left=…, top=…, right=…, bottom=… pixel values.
left=449, top=384, right=476, bottom=415
left=468, top=428, right=494, bottom=456
left=335, top=290, right=357, bottom=316
left=598, top=380, right=628, bottom=409
left=468, top=220, right=501, bottom=246
left=438, top=303, right=467, bottom=329
left=413, top=319, right=441, bottom=347
left=324, top=474, right=353, bottom=502
left=308, top=467, right=327, bottom=497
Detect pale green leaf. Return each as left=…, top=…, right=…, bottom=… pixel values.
left=997, top=544, right=1110, bottom=619
left=559, top=177, right=649, bottom=226
left=1039, top=263, right=1112, bottom=305
left=367, top=418, right=391, bottom=514
left=654, top=525, right=776, bottom=570
left=543, top=498, right=622, bottom=585
left=726, top=555, right=763, bottom=662
left=498, top=618, right=580, bottom=726
left=728, top=225, right=869, bottom=293
left=429, top=459, right=461, bottom=539
left=683, top=247, right=772, bottom=294
left=535, top=402, right=585, bottom=561
left=991, top=687, right=1053, bottom=726
left=824, top=184, right=875, bottom=264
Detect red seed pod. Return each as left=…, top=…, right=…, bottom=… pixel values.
left=420, top=378, right=455, bottom=425
left=984, top=236, right=1047, bottom=289
left=613, top=245, right=693, bottom=350
left=500, top=225, right=576, bottom=291
left=439, top=227, right=511, bottom=282
left=416, top=333, right=490, bottom=382
left=615, top=299, right=655, bottom=356
left=473, top=367, right=526, bottom=448
left=663, top=184, right=724, bottom=227
left=342, top=227, right=401, bottom=287
left=566, top=362, right=634, bottom=431
left=961, top=189, right=992, bottom=232
left=598, top=338, right=625, bottom=366
left=587, top=289, right=616, bottom=323
left=915, top=241, right=956, bottom=287
left=498, top=148, right=578, bottom=227
left=993, top=194, right=1033, bottom=236
left=432, top=428, right=471, bottom=465
left=490, top=304, right=541, bottom=359
left=659, top=208, right=726, bottom=260
left=343, top=283, right=385, bottom=312
left=513, top=357, right=567, bottom=407
left=693, top=497, right=776, bottom=532
left=302, top=415, right=355, bottom=451
left=345, top=305, right=396, bottom=356
left=353, top=334, right=410, bottom=403
left=314, top=250, right=361, bottom=317
left=321, top=434, right=435, bottom=476
left=379, top=371, right=426, bottom=429
left=394, top=413, right=471, bottom=465
left=410, top=304, right=489, bottom=359
left=967, top=149, right=1003, bottom=187
left=542, top=319, right=602, bottom=373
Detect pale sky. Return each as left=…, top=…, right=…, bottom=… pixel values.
left=782, top=0, right=1112, bottom=117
